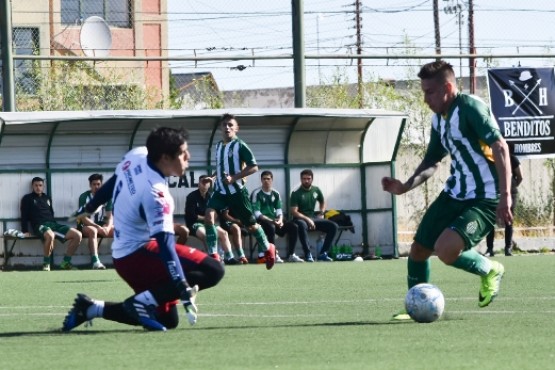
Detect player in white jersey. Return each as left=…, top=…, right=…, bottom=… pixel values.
left=62, top=127, right=224, bottom=332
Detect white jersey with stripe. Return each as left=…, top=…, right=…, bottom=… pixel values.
left=110, top=146, right=175, bottom=259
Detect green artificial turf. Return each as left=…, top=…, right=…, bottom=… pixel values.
left=1, top=255, right=554, bottom=369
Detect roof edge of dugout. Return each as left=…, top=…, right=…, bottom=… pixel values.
left=0, top=108, right=407, bottom=125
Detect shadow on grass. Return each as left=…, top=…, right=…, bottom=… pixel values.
left=0, top=328, right=143, bottom=337
left=0, top=320, right=401, bottom=337
left=0, top=316, right=461, bottom=337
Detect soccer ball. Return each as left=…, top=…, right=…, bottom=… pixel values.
left=404, top=283, right=445, bottom=323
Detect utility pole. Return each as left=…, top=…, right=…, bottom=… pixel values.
left=443, top=0, right=465, bottom=90
left=468, top=0, right=476, bottom=94
left=433, top=0, right=441, bottom=58
left=355, top=0, right=363, bottom=108
left=291, top=0, right=306, bottom=107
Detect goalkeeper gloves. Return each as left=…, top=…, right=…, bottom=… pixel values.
left=180, top=284, right=199, bottom=326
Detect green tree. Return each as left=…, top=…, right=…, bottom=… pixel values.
left=15, top=60, right=153, bottom=111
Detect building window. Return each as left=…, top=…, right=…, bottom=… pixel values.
left=61, top=0, right=131, bottom=28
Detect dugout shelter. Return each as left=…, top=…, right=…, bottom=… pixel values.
left=0, top=108, right=407, bottom=268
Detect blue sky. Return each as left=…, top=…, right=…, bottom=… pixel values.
left=167, top=1, right=555, bottom=91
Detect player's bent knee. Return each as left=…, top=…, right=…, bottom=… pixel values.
left=200, top=256, right=225, bottom=290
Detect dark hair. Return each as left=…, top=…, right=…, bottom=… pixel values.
left=88, top=173, right=103, bottom=183
left=261, top=170, right=273, bottom=179
left=199, top=174, right=210, bottom=182
left=417, top=60, right=455, bottom=83
left=220, top=113, right=236, bottom=126
left=300, top=169, right=313, bottom=178
left=31, top=176, right=44, bottom=184
left=146, top=127, right=189, bottom=163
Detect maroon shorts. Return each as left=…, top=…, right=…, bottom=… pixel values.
left=113, top=241, right=208, bottom=314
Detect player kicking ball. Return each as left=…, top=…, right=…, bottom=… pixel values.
left=382, top=60, right=511, bottom=320
left=62, top=127, right=224, bottom=332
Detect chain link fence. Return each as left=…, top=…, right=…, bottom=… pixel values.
left=2, top=0, right=555, bottom=236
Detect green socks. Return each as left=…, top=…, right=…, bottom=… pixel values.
left=452, top=249, right=491, bottom=276
left=407, top=249, right=491, bottom=291
left=407, top=256, right=430, bottom=289
left=252, top=227, right=269, bottom=250
left=206, top=224, right=218, bottom=254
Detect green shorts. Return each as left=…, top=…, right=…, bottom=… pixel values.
left=207, top=188, right=257, bottom=227
left=415, top=191, right=497, bottom=251
left=190, top=222, right=205, bottom=238
left=34, top=221, right=70, bottom=242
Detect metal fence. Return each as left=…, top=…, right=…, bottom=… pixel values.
left=2, top=0, right=555, bottom=234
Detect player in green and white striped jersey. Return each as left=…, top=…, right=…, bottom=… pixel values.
left=204, top=113, right=276, bottom=270
left=382, top=60, right=513, bottom=320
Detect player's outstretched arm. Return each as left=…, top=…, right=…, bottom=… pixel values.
left=383, top=159, right=440, bottom=195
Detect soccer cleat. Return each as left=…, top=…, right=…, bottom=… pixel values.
left=4, top=229, right=24, bottom=238
left=257, top=256, right=266, bottom=264
left=62, top=293, right=94, bottom=332
left=391, top=308, right=412, bottom=321
left=479, top=261, right=505, bottom=308
left=485, top=248, right=495, bottom=257
left=122, top=297, right=166, bottom=331
left=287, top=254, right=304, bottom=263
left=305, top=254, right=315, bottom=263
left=264, top=243, right=276, bottom=270
left=275, top=253, right=284, bottom=263
left=504, top=247, right=513, bottom=256
left=60, top=261, right=78, bottom=270
left=238, top=256, right=249, bottom=264
left=317, top=252, right=333, bottom=262
left=42, top=263, right=51, bottom=271
left=224, top=257, right=239, bottom=265
left=209, top=253, right=221, bottom=262
left=92, top=261, right=106, bottom=270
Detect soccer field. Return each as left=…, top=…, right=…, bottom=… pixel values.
left=1, top=255, right=554, bottom=370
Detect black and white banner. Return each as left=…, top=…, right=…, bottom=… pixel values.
left=487, top=67, right=555, bottom=158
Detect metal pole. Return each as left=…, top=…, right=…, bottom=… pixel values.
left=433, top=0, right=441, bottom=58
left=458, top=5, right=463, bottom=89
left=291, top=0, right=306, bottom=108
left=0, top=0, right=16, bottom=111
left=468, top=0, right=476, bottom=94
left=317, top=14, right=321, bottom=84
left=355, top=0, right=363, bottom=108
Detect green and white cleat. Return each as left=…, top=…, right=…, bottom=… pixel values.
left=479, top=261, right=505, bottom=308
left=391, top=308, right=412, bottom=321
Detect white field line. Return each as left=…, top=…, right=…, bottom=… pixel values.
left=1, top=296, right=554, bottom=318
left=1, top=295, right=555, bottom=310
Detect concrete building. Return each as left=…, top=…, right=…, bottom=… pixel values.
left=7, top=0, right=169, bottom=107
